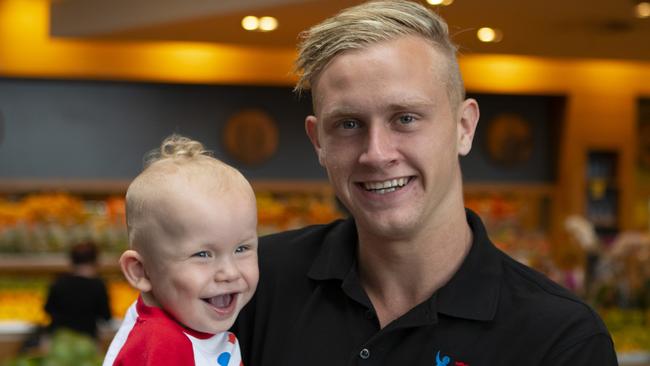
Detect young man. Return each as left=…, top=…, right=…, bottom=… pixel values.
left=233, top=1, right=618, bottom=365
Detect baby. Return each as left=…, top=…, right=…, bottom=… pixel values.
left=104, top=134, right=258, bottom=366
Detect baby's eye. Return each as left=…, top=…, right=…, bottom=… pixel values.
left=234, top=245, right=249, bottom=254
left=192, top=251, right=211, bottom=258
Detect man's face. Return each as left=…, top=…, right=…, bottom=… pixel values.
left=306, top=35, right=478, bottom=240
left=144, top=180, right=259, bottom=334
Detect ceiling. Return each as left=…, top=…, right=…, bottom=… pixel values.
left=50, top=0, right=650, bottom=61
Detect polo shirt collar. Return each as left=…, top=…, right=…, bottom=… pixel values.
left=307, top=217, right=358, bottom=282
left=436, top=209, right=502, bottom=321
left=307, top=209, right=502, bottom=322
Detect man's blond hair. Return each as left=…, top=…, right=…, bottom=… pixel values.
left=295, top=0, right=464, bottom=108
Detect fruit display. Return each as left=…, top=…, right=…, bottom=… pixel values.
left=464, top=192, right=552, bottom=267
left=0, top=276, right=50, bottom=325
left=0, top=194, right=127, bottom=254
left=0, top=276, right=138, bottom=325
left=0, top=190, right=343, bottom=254
left=256, top=191, right=342, bottom=235
left=2, top=329, right=103, bottom=366
left=601, top=308, right=650, bottom=353
left=2, top=188, right=649, bottom=358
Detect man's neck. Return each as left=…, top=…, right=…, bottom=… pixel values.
left=357, top=209, right=473, bottom=328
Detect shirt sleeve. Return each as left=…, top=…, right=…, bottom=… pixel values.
left=113, top=319, right=196, bottom=366
left=544, top=333, right=619, bottom=366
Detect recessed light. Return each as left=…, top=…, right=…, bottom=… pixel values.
left=427, top=0, right=453, bottom=5
left=242, top=16, right=259, bottom=31
left=636, top=2, right=650, bottom=18
left=259, top=16, right=278, bottom=32
left=477, top=27, right=503, bottom=43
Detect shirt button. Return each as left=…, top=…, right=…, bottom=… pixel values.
left=359, top=348, right=370, bottom=360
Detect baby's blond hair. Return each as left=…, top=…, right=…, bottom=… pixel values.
left=125, top=134, right=251, bottom=250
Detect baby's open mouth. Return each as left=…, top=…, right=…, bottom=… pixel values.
left=202, top=294, right=234, bottom=309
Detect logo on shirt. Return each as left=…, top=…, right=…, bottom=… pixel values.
left=435, top=350, right=469, bottom=366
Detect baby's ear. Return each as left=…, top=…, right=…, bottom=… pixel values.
left=120, top=250, right=152, bottom=292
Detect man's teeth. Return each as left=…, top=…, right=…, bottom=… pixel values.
left=207, top=294, right=233, bottom=308
left=363, top=177, right=410, bottom=194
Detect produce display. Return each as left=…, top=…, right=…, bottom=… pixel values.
left=1, top=190, right=648, bottom=358
left=0, top=276, right=138, bottom=325
left=0, top=191, right=343, bottom=254
left=0, top=193, right=127, bottom=254
left=602, top=309, right=650, bottom=354
left=2, top=329, right=103, bottom=366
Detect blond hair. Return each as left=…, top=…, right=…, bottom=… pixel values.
left=126, top=134, right=251, bottom=249
left=295, top=0, right=464, bottom=108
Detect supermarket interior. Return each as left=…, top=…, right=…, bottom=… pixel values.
left=1, top=0, right=650, bottom=364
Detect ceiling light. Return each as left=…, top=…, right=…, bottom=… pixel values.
left=426, top=0, right=454, bottom=5
left=635, top=2, right=650, bottom=18
left=477, top=27, right=503, bottom=43
left=258, top=16, right=278, bottom=32
left=241, top=16, right=259, bottom=31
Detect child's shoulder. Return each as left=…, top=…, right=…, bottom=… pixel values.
left=114, top=313, right=194, bottom=364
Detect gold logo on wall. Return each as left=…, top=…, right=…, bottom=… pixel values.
left=484, top=113, right=533, bottom=167
left=223, top=108, right=279, bottom=166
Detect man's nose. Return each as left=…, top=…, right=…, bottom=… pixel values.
left=358, top=124, right=398, bottom=166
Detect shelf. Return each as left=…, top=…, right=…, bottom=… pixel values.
left=464, top=182, right=555, bottom=196
left=0, top=179, right=334, bottom=195
left=0, top=254, right=121, bottom=273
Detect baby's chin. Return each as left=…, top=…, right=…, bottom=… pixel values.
left=181, top=306, right=241, bottom=335
left=183, top=316, right=238, bottom=335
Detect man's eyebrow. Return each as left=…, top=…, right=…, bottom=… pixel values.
left=320, top=106, right=361, bottom=119
left=320, top=99, right=435, bottom=118
left=384, top=98, right=435, bottom=111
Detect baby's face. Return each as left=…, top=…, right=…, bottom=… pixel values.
left=144, top=183, right=259, bottom=334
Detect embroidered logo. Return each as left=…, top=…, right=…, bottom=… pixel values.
left=435, top=350, right=469, bottom=366
left=436, top=351, right=450, bottom=366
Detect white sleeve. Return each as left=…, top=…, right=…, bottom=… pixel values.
left=102, top=300, right=138, bottom=366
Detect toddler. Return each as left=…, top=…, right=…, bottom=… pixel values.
left=103, top=134, right=258, bottom=366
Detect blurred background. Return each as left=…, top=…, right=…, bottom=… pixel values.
left=0, top=0, right=649, bottom=364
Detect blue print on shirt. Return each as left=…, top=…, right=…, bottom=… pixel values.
left=436, top=350, right=450, bottom=366
left=217, top=352, right=231, bottom=366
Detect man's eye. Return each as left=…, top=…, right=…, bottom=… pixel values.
left=193, top=251, right=211, bottom=258
left=341, top=120, right=359, bottom=129
left=398, top=115, right=415, bottom=124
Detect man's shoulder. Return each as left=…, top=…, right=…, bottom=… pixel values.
left=258, top=219, right=348, bottom=266
left=499, top=253, right=608, bottom=335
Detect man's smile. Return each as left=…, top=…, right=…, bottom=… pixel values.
left=359, top=176, right=414, bottom=194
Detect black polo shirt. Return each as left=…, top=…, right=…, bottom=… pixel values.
left=234, top=210, right=617, bottom=365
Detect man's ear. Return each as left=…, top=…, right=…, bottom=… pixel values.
left=457, top=98, right=480, bottom=156
left=120, top=250, right=152, bottom=292
left=305, top=115, right=325, bottom=166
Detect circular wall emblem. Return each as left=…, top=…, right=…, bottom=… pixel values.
left=484, top=113, right=533, bottom=167
left=223, top=108, right=278, bottom=166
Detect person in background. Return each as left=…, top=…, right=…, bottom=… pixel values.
left=232, top=1, right=618, bottom=365
left=103, top=134, right=258, bottom=366
left=45, top=241, right=111, bottom=339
